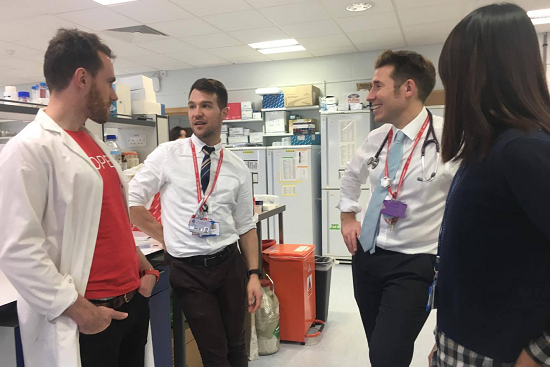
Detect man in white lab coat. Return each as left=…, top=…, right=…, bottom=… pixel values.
left=0, top=28, right=156, bottom=367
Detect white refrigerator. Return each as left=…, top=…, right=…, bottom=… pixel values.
left=321, top=111, right=373, bottom=260
left=227, top=147, right=270, bottom=240
left=267, top=146, right=321, bottom=253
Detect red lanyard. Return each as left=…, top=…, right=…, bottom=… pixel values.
left=191, top=140, right=224, bottom=206
left=384, top=115, right=430, bottom=200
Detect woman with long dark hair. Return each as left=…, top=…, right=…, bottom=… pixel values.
left=432, top=3, right=550, bottom=366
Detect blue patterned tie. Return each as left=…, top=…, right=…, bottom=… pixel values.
left=201, top=146, right=215, bottom=194
left=359, top=130, right=406, bottom=253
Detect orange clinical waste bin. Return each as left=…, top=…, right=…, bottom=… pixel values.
left=262, top=244, right=316, bottom=344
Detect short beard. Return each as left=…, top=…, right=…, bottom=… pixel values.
left=86, top=83, right=109, bottom=124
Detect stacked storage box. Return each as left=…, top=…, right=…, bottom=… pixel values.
left=119, top=75, right=162, bottom=115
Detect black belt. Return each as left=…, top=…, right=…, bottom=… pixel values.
left=174, top=243, right=236, bottom=267
left=89, top=289, right=138, bottom=310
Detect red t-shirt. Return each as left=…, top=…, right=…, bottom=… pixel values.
left=65, top=130, right=140, bottom=299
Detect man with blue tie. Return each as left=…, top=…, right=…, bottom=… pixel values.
left=338, top=50, right=456, bottom=367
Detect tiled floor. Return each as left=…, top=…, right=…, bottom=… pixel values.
left=250, top=264, right=436, bottom=367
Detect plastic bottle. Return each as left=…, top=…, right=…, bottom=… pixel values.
left=3, top=86, right=17, bottom=103
left=105, top=135, right=122, bottom=166
left=18, top=91, right=30, bottom=103
left=39, top=82, right=48, bottom=99
left=31, top=85, right=39, bottom=103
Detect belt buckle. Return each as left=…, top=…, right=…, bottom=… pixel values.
left=124, top=292, right=130, bottom=303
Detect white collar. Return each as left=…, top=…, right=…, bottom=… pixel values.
left=190, top=134, right=223, bottom=154
left=394, top=107, right=429, bottom=141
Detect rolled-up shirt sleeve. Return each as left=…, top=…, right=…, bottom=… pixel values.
left=234, top=168, right=256, bottom=235
left=337, top=137, right=371, bottom=213
left=128, top=144, right=167, bottom=208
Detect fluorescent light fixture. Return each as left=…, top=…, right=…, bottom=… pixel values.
left=258, top=45, right=306, bottom=54
left=528, top=8, right=550, bottom=25
left=346, top=2, right=374, bottom=12
left=93, top=0, right=139, bottom=5
left=249, top=39, right=299, bottom=49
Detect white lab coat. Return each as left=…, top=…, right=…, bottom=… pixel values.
left=0, top=110, right=153, bottom=367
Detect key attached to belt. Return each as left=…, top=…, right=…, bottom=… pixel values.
left=426, top=272, right=438, bottom=311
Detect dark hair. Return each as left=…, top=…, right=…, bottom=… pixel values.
left=439, top=3, right=550, bottom=164
left=44, top=28, right=114, bottom=92
left=169, top=126, right=185, bottom=141
left=375, top=50, right=436, bottom=102
left=189, top=78, right=228, bottom=109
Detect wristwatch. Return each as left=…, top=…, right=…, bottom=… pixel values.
left=143, top=269, right=160, bottom=282
left=247, top=269, right=261, bottom=278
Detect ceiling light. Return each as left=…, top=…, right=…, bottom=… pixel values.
left=528, top=8, right=550, bottom=25
left=258, top=45, right=306, bottom=54
left=92, top=0, right=139, bottom=5
left=346, top=2, right=374, bottom=12
left=249, top=39, right=299, bottom=49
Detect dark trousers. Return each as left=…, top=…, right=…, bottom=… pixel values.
left=79, top=292, right=150, bottom=367
left=352, top=245, right=435, bottom=367
left=170, top=245, right=248, bottom=367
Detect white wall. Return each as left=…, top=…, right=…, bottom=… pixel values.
left=149, top=43, right=446, bottom=109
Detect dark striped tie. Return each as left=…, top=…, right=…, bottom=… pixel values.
left=201, top=145, right=215, bottom=194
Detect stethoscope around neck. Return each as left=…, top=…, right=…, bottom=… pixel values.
left=366, top=109, right=440, bottom=182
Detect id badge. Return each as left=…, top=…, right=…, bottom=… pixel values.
left=380, top=200, right=407, bottom=218
left=426, top=274, right=438, bottom=311
left=189, top=217, right=221, bottom=237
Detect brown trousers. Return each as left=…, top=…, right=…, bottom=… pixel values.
left=170, top=245, right=248, bottom=367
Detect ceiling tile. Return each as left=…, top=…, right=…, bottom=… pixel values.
left=224, top=54, right=272, bottom=64
left=259, top=1, right=331, bottom=26
left=182, top=33, right=242, bottom=49
left=354, top=39, right=407, bottom=52
left=136, top=38, right=197, bottom=54
left=113, top=58, right=149, bottom=69
left=38, top=0, right=101, bottom=13
left=9, top=66, right=45, bottom=79
left=110, top=0, right=194, bottom=24
left=246, top=0, right=312, bottom=9
left=13, top=37, right=53, bottom=52
left=149, top=18, right=220, bottom=38
left=207, top=45, right=259, bottom=58
left=202, top=10, right=274, bottom=32
left=347, top=28, right=404, bottom=46
left=336, top=11, right=400, bottom=33
left=56, top=7, right=139, bottom=31
left=281, top=19, right=342, bottom=39
left=0, top=75, right=28, bottom=87
left=393, top=0, right=462, bottom=11
left=397, top=4, right=464, bottom=26
left=0, top=41, right=43, bottom=58
left=0, top=15, right=85, bottom=43
left=167, top=50, right=231, bottom=67
left=319, top=0, right=396, bottom=18
left=267, top=50, right=313, bottom=61
left=298, top=34, right=353, bottom=50
left=402, top=21, right=457, bottom=46
left=115, top=66, right=158, bottom=76
left=168, top=0, right=252, bottom=17
left=229, top=27, right=291, bottom=44
left=0, top=56, right=42, bottom=70
left=130, top=54, right=193, bottom=70
left=309, top=45, right=357, bottom=57
left=99, top=34, right=159, bottom=58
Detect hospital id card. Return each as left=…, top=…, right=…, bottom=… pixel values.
left=189, top=217, right=220, bottom=237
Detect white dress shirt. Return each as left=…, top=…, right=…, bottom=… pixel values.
left=128, top=134, right=256, bottom=257
left=337, top=107, right=457, bottom=255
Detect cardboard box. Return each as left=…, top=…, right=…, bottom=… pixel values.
left=111, top=82, right=131, bottom=116
left=220, top=133, right=227, bottom=144
left=249, top=132, right=263, bottom=143
left=265, top=111, right=289, bottom=133
left=243, top=128, right=250, bottom=136
left=262, top=94, right=284, bottom=109
left=338, top=104, right=349, bottom=111
left=283, top=85, right=320, bottom=107
left=356, top=82, right=372, bottom=91
left=326, top=104, right=338, bottom=111
left=289, top=118, right=317, bottom=131
left=131, top=100, right=161, bottom=115
left=229, top=127, right=244, bottom=136
left=291, top=133, right=320, bottom=145
left=252, top=112, right=262, bottom=119
left=425, top=89, right=445, bottom=106
left=226, top=102, right=242, bottom=120
left=221, top=125, right=228, bottom=133
left=118, top=75, right=154, bottom=91
left=228, top=135, right=249, bottom=144
left=340, top=91, right=369, bottom=105
left=325, top=96, right=337, bottom=104
left=130, top=88, right=156, bottom=103
left=241, top=109, right=253, bottom=120
left=241, top=101, right=254, bottom=110
left=350, top=103, right=363, bottom=110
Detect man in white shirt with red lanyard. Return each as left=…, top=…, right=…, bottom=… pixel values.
left=338, top=50, right=456, bottom=367
left=0, top=28, right=157, bottom=367
left=129, top=78, right=262, bottom=367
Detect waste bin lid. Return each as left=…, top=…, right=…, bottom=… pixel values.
left=262, top=244, right=315, bottom=258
